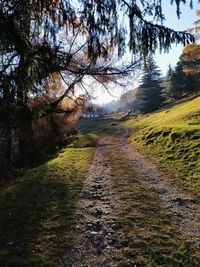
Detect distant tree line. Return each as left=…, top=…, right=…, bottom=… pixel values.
left=104, top=39, right=200, bottom=115
left=164, top=10, right=200, bottom=102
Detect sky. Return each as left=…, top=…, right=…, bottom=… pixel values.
left=91, top=1, right=200, bottom=104
left=155, top=1, right=199, bottom=75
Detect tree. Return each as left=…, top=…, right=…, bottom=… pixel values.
left=0, top=0, right=196, bottom=170
left=170, top=62, right=188, bottom=98
left=179, top=9, right=200, bottom=92
left=164, top=65, right=175, bottom=100
left=164, top=8, right=200, bottom=101
left=168, top=59, right=198, bottom=100
left=181, top=10, right=200, bottom=79
left=181, top=44, right=200, bottom=75
left=137, top=56, right=164, bottom=113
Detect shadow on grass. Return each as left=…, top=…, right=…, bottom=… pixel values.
left=0, top=148, right=92, bottom=267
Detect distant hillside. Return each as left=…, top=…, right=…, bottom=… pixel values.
left=123, top=96, right=200, bottom=190
left=102, top=88, right=139, bottom=113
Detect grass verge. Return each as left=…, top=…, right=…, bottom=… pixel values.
left=108, top=141, right=200, bottom=266
left=123, top=96, right=200, bottom=190
left=0, top=147, right=93, bottom=267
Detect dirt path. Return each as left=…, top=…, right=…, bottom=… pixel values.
left=62, top=128, right=200, bottom=266
left=117, top=127, right=200, bottom=249
left=62, top=137, right=122, bottom=267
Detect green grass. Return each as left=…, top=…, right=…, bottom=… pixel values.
left=0, top=116, right=118, bottom=266
left=123, top=96, right=200, bottom=190
left=108, top=142, right=200, bottom=266
left=74, top=117, right=118, bottom=147
left=0, top=147, right=94, bottom=267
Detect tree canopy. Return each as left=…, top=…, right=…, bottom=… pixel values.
left=0, top=1, right=197, bottom=101
left=0, top=0, right=198, bottom=169
left=182, top=9, right=200, bottom=74
left=163, top=9, right=200, bottom=101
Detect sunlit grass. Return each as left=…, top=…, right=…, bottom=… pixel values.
left=123, top=96, right=200, bottom=190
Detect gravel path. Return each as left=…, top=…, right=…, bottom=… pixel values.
left=62, top=127, right=200, bottom=266
left=118, top=126, right=200, bottom=251
left=62, top=137, right=122, bottom=267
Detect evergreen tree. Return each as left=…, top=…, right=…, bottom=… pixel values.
left=163, top=9, right=200, bottom=103
left=170, top=61, right=196, bottom=99
left=169, top=62, right=185, bottom=99
left=165, top=65, right=174, bottom=100
left=0, top=0, right=196, bottom=169
left=138, top=57, right=164, bottom=113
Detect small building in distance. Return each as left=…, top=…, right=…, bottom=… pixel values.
left=82, top=112, right=100, bottom=119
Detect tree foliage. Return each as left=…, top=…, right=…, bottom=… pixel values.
left=164, top=59, right=199, bottom=101
left=0, top=0, right=196, bottom=107
left=170, top=61, right=189, bottom=98
left=137, top=56, right=164, bottom=113
left=0, top=0, right=198, bottom=169
left=164, top=64, right=174, bottom=99
left=182, top=9, right=200, bottom=75
left=164, top=10, right=200, bottom=101
left=181, top=43, right=200, bottom=75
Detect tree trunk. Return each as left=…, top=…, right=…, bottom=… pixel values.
left=0, top=118, right=11, bottom=172
left=14, top=105, right=35, bottom=167
left=0, top=105, right=35, bottom=172
left=0, top=87, right=12, bottom=172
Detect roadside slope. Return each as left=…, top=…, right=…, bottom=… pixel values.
left=123, top=96, right=200, bottom=190
left=0, top=147, right=94, bottom=267
left=0, top=117, right=118, bottom=266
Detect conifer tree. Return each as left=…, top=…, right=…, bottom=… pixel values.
left=138, top=57, right=164, bottom=113
left=0, top=0, right=196, bottom=169
left=170, top=61, right=196, bottom=99
left=165, top=65, right=174, bottom=100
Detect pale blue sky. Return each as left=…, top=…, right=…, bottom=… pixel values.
left=155, top=1, right=199, bottom=75
left=92, top=1, right=199, bottom=104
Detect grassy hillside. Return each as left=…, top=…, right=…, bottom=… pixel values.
left=0, top=147, right=93, bottom=266
left=123, top=96, right=200, bottom=190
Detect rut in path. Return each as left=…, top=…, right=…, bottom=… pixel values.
left=62, top=137, right=122, bottom=267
